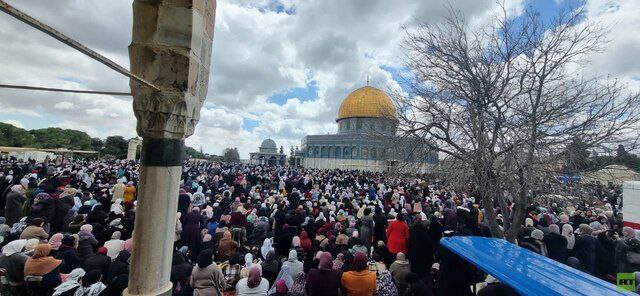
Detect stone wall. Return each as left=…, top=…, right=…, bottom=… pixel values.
left=303, top=157, right=436, bottom=174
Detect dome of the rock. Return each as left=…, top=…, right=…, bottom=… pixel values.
left=336, top=86, right=396, bottom=121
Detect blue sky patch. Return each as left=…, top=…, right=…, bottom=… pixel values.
left=60, top=76, right=85, bottom=84
left=242, top=118, right=259, bottom=131
left=268, top=80, right=318, bottom=105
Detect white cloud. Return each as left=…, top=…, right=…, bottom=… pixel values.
left=54, top=101, right=75, bottom=110
left=1, top=120, right=23, bottom=129
left=581, top=0, right=640, bottom=87
left=0, top=0, right=634, bottom=158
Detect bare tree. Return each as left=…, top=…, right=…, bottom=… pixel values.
left=396, top=5, right=640, bottom=241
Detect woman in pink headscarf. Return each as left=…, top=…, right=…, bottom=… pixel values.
left=48, top=233, right=63, bottom=257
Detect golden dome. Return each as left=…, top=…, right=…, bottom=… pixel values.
left=336, top=86, right=396, bottom=121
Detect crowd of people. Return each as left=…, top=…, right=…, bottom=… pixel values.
left=0, top=156, right=638, bottom=296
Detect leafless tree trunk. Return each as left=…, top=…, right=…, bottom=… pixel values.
left=396, top=5, right=640, bottom=242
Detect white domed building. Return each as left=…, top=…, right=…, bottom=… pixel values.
left=300, top=85, right=438, bottom=172
left=249, top=138, right=287, bottom=166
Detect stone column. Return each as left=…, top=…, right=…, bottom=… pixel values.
left=124, top=0, right=216, bottom=295
left=126, top=138, right=142, bottom=160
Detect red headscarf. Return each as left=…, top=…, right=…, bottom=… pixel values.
left=299, top=231, right=312, bottom=251
left=275, top=279, right=288, bottom=293
left=97, top=247, right=108, bottom=255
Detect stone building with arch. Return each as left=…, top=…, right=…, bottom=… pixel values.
left=301, top=85, right=438, bottom=172
left=249, top=138, right=287, bottom=166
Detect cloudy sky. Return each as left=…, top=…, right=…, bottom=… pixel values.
left=0, top=0, right=638, bottom=158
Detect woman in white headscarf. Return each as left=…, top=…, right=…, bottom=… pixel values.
left=52, top=268, right=85, bottom=296
left=240, top=253, right=261, bottom=278
left=261, top=238, right=274, bottom=259
left=110, top=199, right=124, bottom=215
left=2, top=239, right=27, bottom=256
left=267, top=264, right=293, bottom=295
left=192, top=186, right=206, bottom=207
left=282, top=250, right=303, bottom=277
left=562, top=224, right=576, bottom=250
left=24, top=238, right=40, bottom=255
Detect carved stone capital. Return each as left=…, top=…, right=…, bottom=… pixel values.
left=129, top=0, right=216, bottom=139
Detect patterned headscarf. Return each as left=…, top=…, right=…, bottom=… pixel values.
left=375, top=270, right=398, bottom=296
left=333, top=253, right=344, bottom=270
left=289, top=272, right=306, bottom=296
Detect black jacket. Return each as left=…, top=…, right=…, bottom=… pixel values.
left=77, top=234, right=98, bottom=260
left=574, top=234, right=597, bottom=274
left=405, top=279, right=432, bottom=296
left=107, top=251, right=130, bottom=283
left=170, top=251, right=192, bottom=284
left=543, top=232, right=568, bottom=263
left=82, top=253, right=111, bottom=280
left=408, top=224, right=434, bottom=277
left=594, top=233, right=616, bottom=277
left=56, top=245, right=81, bottom=274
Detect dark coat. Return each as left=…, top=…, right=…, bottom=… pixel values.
left=82, top=253, right=111, bottom=280
left=53, top=195, right=75, bottom=232
left=594, top=234, right=616, bottom=277
left=170, top=251, right=192, bottom=287
left=428, top=218, right=444, bottom=246
left=615, top=239, right=640, bottom=273
left=405, top=279, right=433, bottom=296
left=177, top=194, right=191, bottom=220
left=574, top=234, right=597, bottom=274
left=373, top=212, right=388, bottom=243
left=306, top=268, right=342, bottom=296
left=86, top=209, right=108, bottom=225
left=40, top=267, right=62, bottom=294
left=5, top=190, right=26, bottom=225
left=56, top=245, right=82, bottom=274
left=408, top=224, right=434, bottom=277
left=107, top=251, right=130, bottom=283
left=1, top=252, right=28, bottom=283
left=102, top=274, right=128, bottom=296
left=30, top=195, right=55, bottom=223
left=520, top=237, right=545, bottom=256
left=77, top=234, right=98, bottom=260
left=435, top=246, right=475, bottom=296
left=275, top=226, right=295, bottom=257
left=181, top=211, right=203, bottom=259
left=543, top=233, right=568, bottom=263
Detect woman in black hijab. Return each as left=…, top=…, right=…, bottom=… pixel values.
left=408, top=221, right=435, bottom=280
left=428, top=215, right=444, bottom=246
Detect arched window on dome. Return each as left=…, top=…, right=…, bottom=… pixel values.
left=351, top=146, right=358, bottom=158
left=314, top=147, right=319, bottom=158
left=362, top=148, right=368, bottom=159
left=307, top=147, right=313, bottom=157
left=329, top=146, right=334, bottom=158
left=321, top=147, right=327, bottom=158
left=335, top=147, right=342, bottom=159
left=345, top=121, right=351, bottom=130
left=356, top=119, right=362, bottom=130
left=343, top=147, right=350, bottom=159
